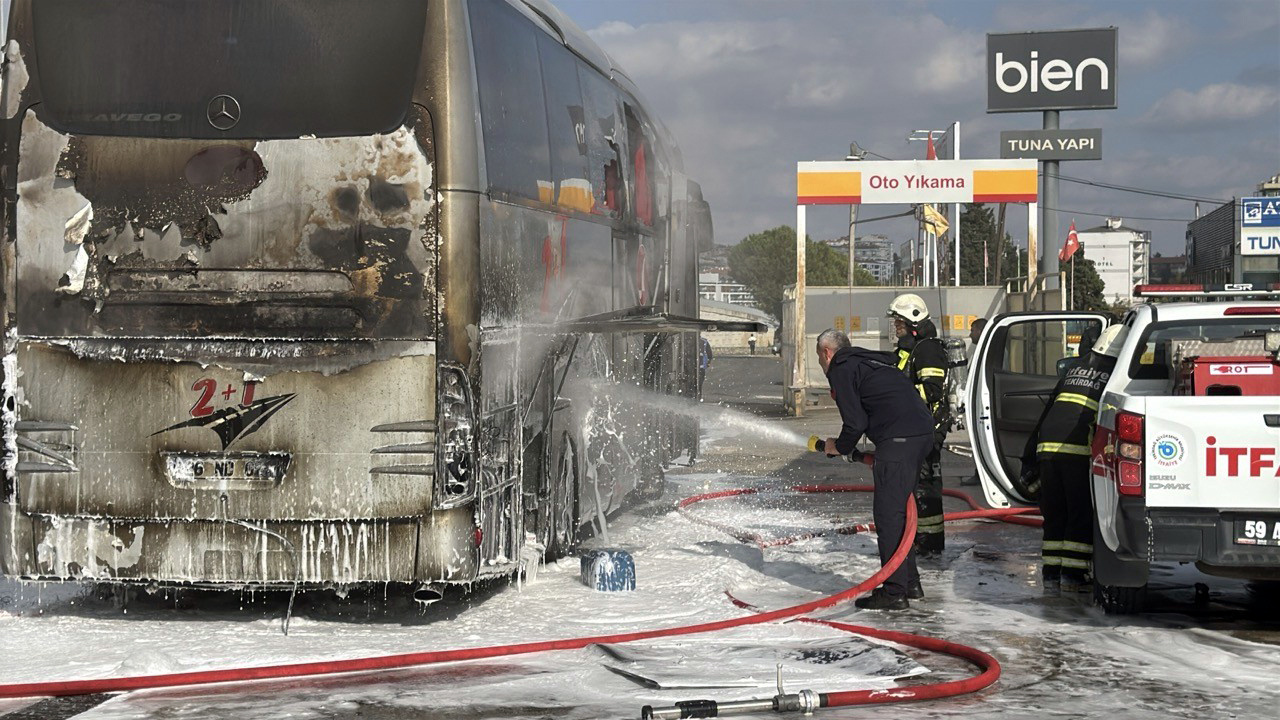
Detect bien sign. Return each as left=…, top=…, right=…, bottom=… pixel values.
left=988, top=28, right=1118, bottom=113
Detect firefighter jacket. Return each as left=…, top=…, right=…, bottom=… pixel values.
left=1031, top=351, right=1118, bottom=458
left=826, top=347, right=935, bottom=455
left=895, top=319, right=949, bottom=426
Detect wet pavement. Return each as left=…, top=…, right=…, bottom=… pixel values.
left=2, top=355, right=1278, bottom=719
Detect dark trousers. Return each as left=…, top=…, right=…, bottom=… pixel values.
left=914, top=440, right=945, bottom=553
left=1038, top=455, right=1093, bottom=580
left=873, top=434, right=933, bottom=599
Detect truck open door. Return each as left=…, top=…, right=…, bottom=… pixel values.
left=967, top=312, right=1110, bottom=508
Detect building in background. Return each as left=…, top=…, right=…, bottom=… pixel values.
left=700, top=299, right=776, bottom=353
left=1186, top=175, right=1280, bottom=287
left=855, top=235, right=894, bottom=284
left=1149, top=254, right=1187, bottom=284
left=1186, top=201, right=1236, bottom=284
left=1075, top=217, right=1150, bottom=304
left=698, top=272, right=756, bottom=306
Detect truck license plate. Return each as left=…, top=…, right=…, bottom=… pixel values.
left=1233, top=518, right=1280, bottom=546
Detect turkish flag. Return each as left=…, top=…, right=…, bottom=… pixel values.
left=1059, top=220, right=1081, bottom=263
left=926, top=135, right=937, bottom=161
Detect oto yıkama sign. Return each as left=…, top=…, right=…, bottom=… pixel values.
left=795, top=159, right=1037, bottom=206
left=987, top=28, right=1118, bottom=113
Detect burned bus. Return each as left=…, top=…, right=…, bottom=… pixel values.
left=0, top=0, right=742, bottom=594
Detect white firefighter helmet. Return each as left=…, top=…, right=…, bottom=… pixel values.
left=1092, top=324, right=1128, bottom=358
left=887, top=293, right=930, bottom=324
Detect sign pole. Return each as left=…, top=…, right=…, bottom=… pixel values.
left=1041, top=110, right=1061, bottom=280
left=952, top=121, right=961, bottom=286
left=1027, top=200, right=1038, bottom=288
left=793, top=204, right=807, bottom=417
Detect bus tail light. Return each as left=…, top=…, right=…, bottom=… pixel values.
left=436, top=365, right=475, bottom=509
left=1114, top=411, right=1145, bottom=497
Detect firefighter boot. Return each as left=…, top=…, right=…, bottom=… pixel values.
left=907, top=579, right=925, bottom=600
left=1042, top=565, right=1061, bottom=594
left=854, top=587, right=910, bottom=611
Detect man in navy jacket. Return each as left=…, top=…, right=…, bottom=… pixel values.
left=817, top=329, right=936, bottom=610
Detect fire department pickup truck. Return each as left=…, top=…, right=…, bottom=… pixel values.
left=967, top=285, right=1280, bottom=613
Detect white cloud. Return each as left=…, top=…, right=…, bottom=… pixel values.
left=576, top=3, right=1278, bottom=252
left=1143, top=82, right=1280, bottom=129
left=1118, top=11, right=1190, bottom=66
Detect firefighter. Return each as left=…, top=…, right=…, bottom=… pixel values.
left=1028, top=324, right=1128, bottom=594
left=886, top=294, right=950, bottom=556
left=816, top=329, right=935, bottom=610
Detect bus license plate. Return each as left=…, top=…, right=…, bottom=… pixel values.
left=163, top=452, right=291, bottom=490
left=1233, top=518, right=1280, bottom=546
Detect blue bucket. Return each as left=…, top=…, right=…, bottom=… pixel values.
left=580, top=549, right=636, bottom=592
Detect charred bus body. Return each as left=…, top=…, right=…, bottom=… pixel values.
left=0, top=0, right=729, bottom=590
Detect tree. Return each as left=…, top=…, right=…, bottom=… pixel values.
left=727, top=225, right=875, bottom=320
left=956, top=204, right=1020, bottom=285
left=1064, top=248, right=1107, bottom=311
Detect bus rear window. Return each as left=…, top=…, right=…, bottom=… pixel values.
left=31, top=0, right=428, bottom=139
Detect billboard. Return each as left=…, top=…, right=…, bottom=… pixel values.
left=796, top=159, right=1037, bottom=205
left=1241, top=197, right=1280, bottom=256
left=987, top=28, right=1118, bottom=113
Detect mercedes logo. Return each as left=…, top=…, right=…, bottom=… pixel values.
left=206, top=94, right=241, bottom=131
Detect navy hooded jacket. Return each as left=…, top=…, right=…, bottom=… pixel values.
left=827, top=346, right=935, bottom=455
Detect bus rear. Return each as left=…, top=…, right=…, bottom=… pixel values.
left=0, top=1, right=469, bottom=586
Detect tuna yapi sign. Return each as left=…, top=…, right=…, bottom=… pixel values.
left=796, top=159, right=1037, bottom=205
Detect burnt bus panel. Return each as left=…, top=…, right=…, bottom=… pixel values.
left=15, top=111, right=436, bottom=340
left=29, top=0, right=430, bottom=140
left=15, top=342, right=436, bottom=521
left=479, top=200, right=614, bottom=328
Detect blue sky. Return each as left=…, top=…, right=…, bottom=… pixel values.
left=557, top=0, right=1280, bottom=256
left=3, top=1, right=1275, bottom=258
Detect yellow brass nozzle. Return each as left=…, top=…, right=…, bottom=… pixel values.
left=807, top=435, right=822, bottom=452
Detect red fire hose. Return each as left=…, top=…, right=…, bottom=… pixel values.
left=1, top=480, right=1040, bottom=719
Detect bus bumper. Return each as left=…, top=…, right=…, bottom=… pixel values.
left=1, top=505, right=477, bottom=586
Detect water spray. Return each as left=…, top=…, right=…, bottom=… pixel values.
left=581, top=379, right=810, bottom=449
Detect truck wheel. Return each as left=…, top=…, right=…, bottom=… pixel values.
left=1094, top=583, right=1147, bottom=614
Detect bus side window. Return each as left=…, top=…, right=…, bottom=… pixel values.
left=624, top=105, right=655, bottom=227
left=470, top=0, right=552, bottom=202
left=578, top=64, right=625, bottom=219
left=535, top=35, right=591, bottom=214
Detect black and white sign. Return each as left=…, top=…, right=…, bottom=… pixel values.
left=1240, top=197, right=1280, bottom=255
left=1000, top=129, right=1103, bottom=160
left=1235, top=517, right=1280, bottom=546
left=987, top=28, right=1118, bottom=113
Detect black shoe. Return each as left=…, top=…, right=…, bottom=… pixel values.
left=1061, top=572, right=1093, bottom=594
left=915, top=538, right=945, bottom=557
left=855, top=588, right=910, bottom=611
left=907, top=580, right=925, bottom=600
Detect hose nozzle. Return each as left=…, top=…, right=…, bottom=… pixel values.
left=807, top=435, right=824, bottom=453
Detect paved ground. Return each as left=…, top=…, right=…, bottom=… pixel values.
left=2, top=355, right=1277, bottom=719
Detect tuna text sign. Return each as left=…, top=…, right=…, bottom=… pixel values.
left=1000, top=129, right=1103, bottom=161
